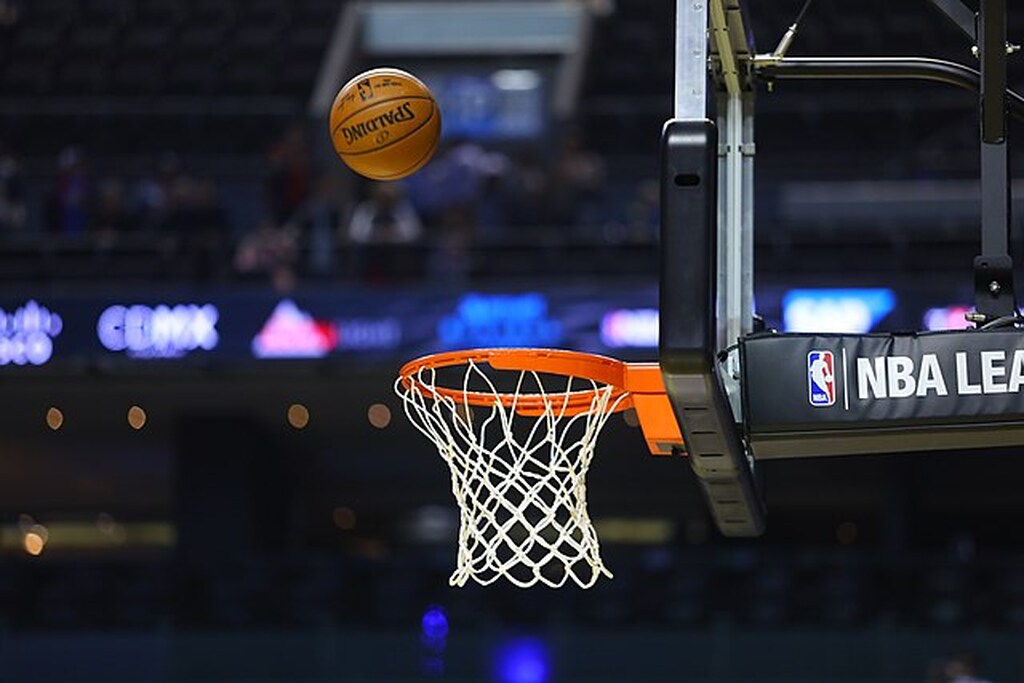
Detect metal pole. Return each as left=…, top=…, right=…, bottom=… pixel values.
left=927, top=0, right=978, bottom=41
left=979, top=0, right=1009, bottom=257
left=722, top=93, right=744, bottom=350
left=741, top=92, right=755, bottom=338
left=676, top=0, right=709, bottom=120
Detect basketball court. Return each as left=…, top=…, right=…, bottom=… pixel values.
left=0, top=0, right=1022, bottom=681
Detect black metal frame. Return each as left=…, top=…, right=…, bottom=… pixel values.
left=661, top=0, right=1019, bottom=537
left=929, top=0, right=978, bottom=41
left=759, top=0, right=1019, bottom=323
left=758, top=57, right=1024, bottom=121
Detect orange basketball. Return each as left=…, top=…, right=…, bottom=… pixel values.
left=329, top=68, right=441, bottom=181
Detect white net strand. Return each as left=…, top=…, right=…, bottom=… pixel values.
left=396, top=358, right=628, bottom=589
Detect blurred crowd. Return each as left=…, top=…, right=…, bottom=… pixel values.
left=0, top=141, right=231, bottom=281
left=233, top=122, right=656, bottom=288
left=0, top=141, right=25, bottom=234
left=0, top=123, right=662, bottom=290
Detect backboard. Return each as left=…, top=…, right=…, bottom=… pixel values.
left=659, top=0, right=764, bottom=536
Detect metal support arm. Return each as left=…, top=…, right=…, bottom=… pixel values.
left=927, top=0, right=978, bottom=42
left=759, top=51, right=1020, bottom=321
left=758, top=57, right=1024, bottom=121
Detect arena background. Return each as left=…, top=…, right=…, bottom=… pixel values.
left=0, top=0, right=1023, bottom=681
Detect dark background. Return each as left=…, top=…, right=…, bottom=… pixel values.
left=0, top=0, right=1023, bottom=681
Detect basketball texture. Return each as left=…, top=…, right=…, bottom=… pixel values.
left=329, top=68, right=441, bottom=181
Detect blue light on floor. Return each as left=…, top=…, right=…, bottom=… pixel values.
left=493, top=638, right=549, bottom=683
left=420, top=606, right=449, bottom=677
left=421, top=605, right=449, bottom=640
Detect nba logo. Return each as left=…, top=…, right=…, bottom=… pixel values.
left=807, top=350, right=835, bottom=406
left=357, top=79, right=374, bottom=101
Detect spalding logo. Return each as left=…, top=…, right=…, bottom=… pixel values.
left=340, top=102, right=417, bottom=146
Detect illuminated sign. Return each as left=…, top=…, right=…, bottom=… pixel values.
left=438, top=293, right=562, bottom=348
left=923, top=305, right=972, bottom=331
left=783, top=289, right=896, bottom=334
left=252, top=300, right=337, bottom=359
left=98, top=304, right=218, bottom=358
left=336, top=318, right=401, bottom=351
left=601, top=308, right=658, bottom=348
left=0, top=300, right=62, bottom=366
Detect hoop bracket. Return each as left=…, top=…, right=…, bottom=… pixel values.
left=625, top=364, right=685, bottom=456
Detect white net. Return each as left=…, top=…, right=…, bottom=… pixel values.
left=396, top=358, right=629, bottom=589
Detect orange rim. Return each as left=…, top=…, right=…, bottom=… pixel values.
left=398, top=348, right=685, bottom=455
left=397, top=348, right=634, bottom=416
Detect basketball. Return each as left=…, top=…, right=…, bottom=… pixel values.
left=329, top=67, right=441, bottom=181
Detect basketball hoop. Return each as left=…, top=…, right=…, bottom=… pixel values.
left=395, top=348, right=683, bottom=589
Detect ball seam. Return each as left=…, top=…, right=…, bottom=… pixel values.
left=363, top=117, right=441, bottom=179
